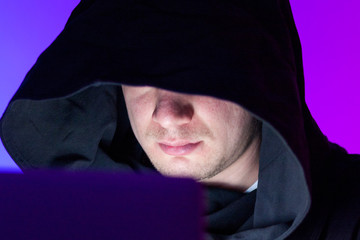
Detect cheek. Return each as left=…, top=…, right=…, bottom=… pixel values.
left=122, top=86, right=156, bottom=130
left=197, top=99, right=250, bottom=146
left=195, top=99, right=230, bottom=138
left=225, top=106, right=252, bottom=141
left=129, top=104, right=152, bottom=135
left=124, top=99, right=154, bottom=139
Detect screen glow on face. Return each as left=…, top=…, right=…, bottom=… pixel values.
left=122, top=85, right=261, bottom=181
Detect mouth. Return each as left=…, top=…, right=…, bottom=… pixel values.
left=158, top=141, right=201, bottom=156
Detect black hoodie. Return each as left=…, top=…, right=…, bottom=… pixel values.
left=0, top=0, right=359, bottom=239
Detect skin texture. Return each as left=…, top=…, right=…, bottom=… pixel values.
left=122, top=85, right=261, bottom=191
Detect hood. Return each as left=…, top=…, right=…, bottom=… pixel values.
left=0, top=0, right=336, bottom=239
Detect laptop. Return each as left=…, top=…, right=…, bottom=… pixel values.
left=0, top=171, right=204, bottom=240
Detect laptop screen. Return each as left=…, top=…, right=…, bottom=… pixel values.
left=0, top=171, right=204, bottom=240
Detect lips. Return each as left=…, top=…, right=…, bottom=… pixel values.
left=159, top=142, right=201, bottom=156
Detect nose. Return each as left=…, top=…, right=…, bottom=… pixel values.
left=152, top=92, right=194, bottom=128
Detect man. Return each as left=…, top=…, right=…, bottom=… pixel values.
left=0, top=0, right=359, bottom=239
left=122, top=85, right=261, bottom=192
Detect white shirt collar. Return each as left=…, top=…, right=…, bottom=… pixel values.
left=244, top=180, right=258, bottom=193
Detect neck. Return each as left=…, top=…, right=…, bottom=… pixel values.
left=201, top=134, right=261, bottom=192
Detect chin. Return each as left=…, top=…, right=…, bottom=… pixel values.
left=148, top=152, right=212, bottom=180
left=155, top=165, right=204, bottom=180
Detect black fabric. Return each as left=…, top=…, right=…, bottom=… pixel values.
left=1, top=0, right=359, bottom=239
left=206, top=187, right=257, bottom=236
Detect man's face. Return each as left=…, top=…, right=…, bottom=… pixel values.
left=122, top=85, right=260, bottom=181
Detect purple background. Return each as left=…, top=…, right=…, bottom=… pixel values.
left=0, top=0, right=359, bottom=172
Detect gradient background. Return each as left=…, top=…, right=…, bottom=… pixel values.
left=0, top=0, right=359, bottom=172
